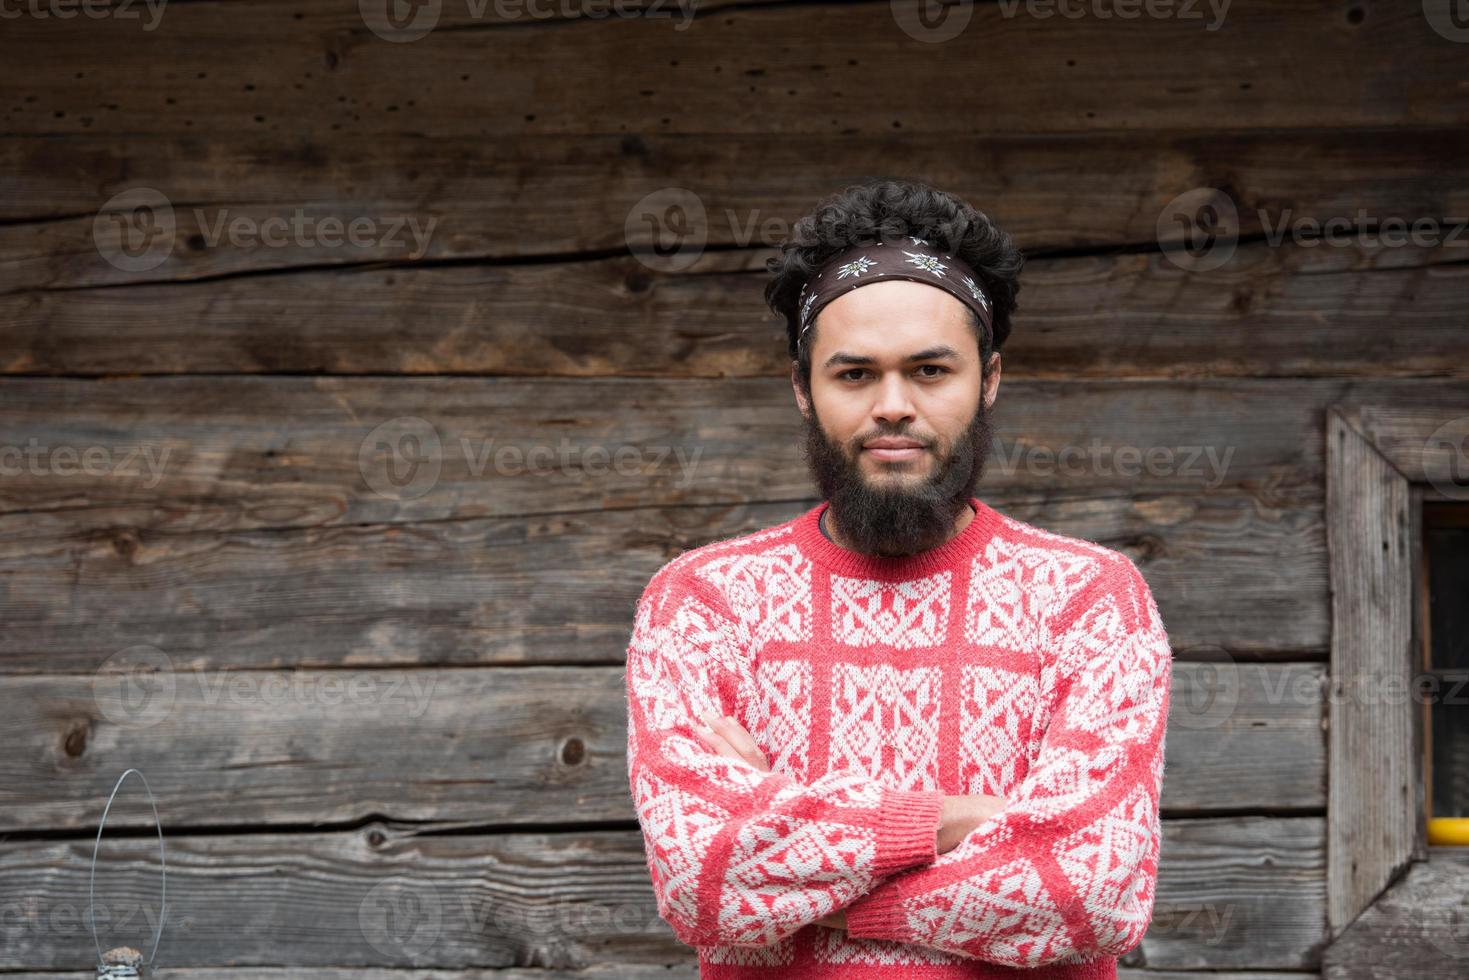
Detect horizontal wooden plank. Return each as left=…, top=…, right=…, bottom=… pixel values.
left=6, top=127, right=1469, bottom=292
left=0, top=817, right=1326, bottom=970
left=1322, top=849, right=1469, bottom=979
left=4, top=1, right=1459, bottom=140
left=0, top=490, right=1322, bottom=669
left=5, top=236, right=1465, bottom=378
left=0, top=971, right=1320, bottom=980
left=6, top=376, right=1460, bottom=538
left=0, top=661, right=1324, bottom=833
left=0, top=972, right=693, bottom=980
left=1144, top=816, right=1327, bottom=969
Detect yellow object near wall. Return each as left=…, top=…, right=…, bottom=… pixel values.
left=1427, top=818, right=1469, bottom=845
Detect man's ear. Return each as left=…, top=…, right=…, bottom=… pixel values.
left=982, top=351, right=1002, bottom=409
left=791, top=363, right=813, bottom=419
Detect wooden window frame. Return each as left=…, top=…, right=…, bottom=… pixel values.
left=1326, top=401, right=1469, bottom=937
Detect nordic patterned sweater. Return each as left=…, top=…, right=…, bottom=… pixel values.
left=624, top=496, right=1173, bottom=979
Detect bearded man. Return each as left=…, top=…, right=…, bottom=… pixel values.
left=624, top=178, right=1173, bottom=979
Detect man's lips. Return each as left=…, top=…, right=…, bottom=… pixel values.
left=863, top=438, right=926, bottom=462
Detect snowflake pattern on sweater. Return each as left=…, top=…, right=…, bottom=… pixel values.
left=624, top=497, right=1172, bottom=978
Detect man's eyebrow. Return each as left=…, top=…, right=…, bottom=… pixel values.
left=822, top=345, right=964, bottom=369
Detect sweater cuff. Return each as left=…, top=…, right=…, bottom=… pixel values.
left=872, top=786, right=943, bottom=877
left=844, top=873, right=911, bottom=940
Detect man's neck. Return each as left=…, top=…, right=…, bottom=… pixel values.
left=819, top=500, right=976, bottom=553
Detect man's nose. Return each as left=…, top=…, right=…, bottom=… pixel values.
left=871, top=374, right=918, bottom=425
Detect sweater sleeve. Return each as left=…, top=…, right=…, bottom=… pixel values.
left=842, top=557, right=1172, bottom=968
left=625, top=562, right=946, bottom=949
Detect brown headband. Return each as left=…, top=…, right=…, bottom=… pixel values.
left=798, top=236, right=993, bottom=349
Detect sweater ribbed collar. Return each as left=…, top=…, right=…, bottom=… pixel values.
left=794, top=495, right=1003, bottom=580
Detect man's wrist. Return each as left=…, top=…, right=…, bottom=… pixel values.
left=937, top=793, right=1008, bottom=853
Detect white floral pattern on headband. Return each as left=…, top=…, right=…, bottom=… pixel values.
left=902, top=251, right=948, bottom=277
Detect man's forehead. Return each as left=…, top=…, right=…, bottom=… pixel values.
left=812, top=284, right=977, bottom=363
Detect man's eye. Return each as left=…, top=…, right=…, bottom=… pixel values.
left=838, top=366, right=948, bottom=381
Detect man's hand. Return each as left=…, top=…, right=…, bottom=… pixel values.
left=694, top=711, right=1008, bottom=920
left=938, top=792, right=1008, bottom=853
left=813, top=909, right=847, bottom=930
left=696, top=711, right=771, bottom=772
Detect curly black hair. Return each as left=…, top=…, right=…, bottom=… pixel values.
left=764, top=177, right=1024, bottom=393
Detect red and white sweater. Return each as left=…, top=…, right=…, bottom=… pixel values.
left=624, top=496, right=1172, bottom=979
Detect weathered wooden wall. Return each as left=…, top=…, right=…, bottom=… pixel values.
left=2, top=0, right=1465, bottom=976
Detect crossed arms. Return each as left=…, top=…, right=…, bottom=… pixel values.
left=694, top=710, right=1008, bottom=932
left=624, top=557, right=1172, bottom=968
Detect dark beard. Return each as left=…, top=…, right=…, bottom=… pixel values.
left=801, top=392, right=995, bottom=557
